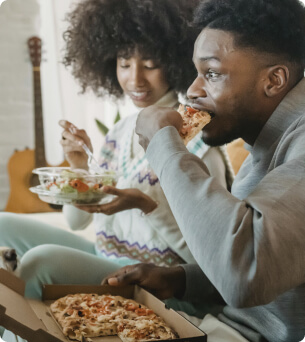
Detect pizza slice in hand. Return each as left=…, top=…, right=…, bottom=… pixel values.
left=178, top=104, right=211, bottom=145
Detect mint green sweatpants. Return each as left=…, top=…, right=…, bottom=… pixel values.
left=0, top=212, right=122, bottom=299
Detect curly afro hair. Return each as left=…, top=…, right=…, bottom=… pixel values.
left=63, top=0, right=200, bottom=98
left=194, top=0, right=305, bottom=70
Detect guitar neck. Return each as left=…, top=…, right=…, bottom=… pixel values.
left=33, top=67, right=47, bottom=167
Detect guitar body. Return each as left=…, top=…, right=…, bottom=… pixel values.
left=5, top=149, right=69, bottom=213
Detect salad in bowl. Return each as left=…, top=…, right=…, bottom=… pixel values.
left=30, top=167, right=118, bottom=205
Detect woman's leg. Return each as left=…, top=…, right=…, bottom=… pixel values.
left=20, top=244, right=121, bottom=299
left=0, top=212, right=95, bottom=256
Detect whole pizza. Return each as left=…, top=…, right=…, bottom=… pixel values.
left=50, top=293, right=179, bottom=342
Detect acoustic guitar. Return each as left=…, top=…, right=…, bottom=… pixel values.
left=5, top=36, right=68, bottom=213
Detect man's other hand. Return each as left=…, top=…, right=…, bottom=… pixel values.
left=102, top=263, right=186, bottom=300
left=135, top=106, right=183, bottom=151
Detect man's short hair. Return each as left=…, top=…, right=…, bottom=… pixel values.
left=194, top=0, right=305, bottom=67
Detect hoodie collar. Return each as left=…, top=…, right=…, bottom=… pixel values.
left=250, top=77, right=305, bottom=162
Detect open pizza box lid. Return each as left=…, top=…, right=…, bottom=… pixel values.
left=0, top=269, right=207, bottom=342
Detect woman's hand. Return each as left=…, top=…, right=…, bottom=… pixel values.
left=102, top=263, right=186, bottom=300
left=59, top=120, right=93, bottom=170
left=75, top=187, right=158, bottom=215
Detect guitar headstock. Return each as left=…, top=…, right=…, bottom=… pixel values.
left=27, top=36, right=42, bottom=67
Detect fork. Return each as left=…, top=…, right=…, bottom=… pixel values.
left=68, top=126, right=102, bottom=174
left=81, top=142, right=102, bottom=174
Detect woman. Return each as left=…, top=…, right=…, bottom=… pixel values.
left=0, top=0, right=232, bottom=300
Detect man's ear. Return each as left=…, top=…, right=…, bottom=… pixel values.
left=264, top=65, right=289, bottom=97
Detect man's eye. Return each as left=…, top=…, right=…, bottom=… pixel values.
left=206, top=70, right=220, bottom=79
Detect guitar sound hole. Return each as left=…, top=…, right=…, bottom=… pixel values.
left=49, top=204, right=63, bottom=210
left=30, top=174, right=40, bottom=187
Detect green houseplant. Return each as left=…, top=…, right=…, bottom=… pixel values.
left=95, top=111, right=121, bottom=136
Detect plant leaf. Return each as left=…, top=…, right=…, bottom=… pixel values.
left=95, top=118, right=109, bottom=136
left=114, top=111, right=121, bottom=124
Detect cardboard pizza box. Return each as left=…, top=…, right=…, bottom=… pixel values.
left=0, top=269, right=207, bottom=342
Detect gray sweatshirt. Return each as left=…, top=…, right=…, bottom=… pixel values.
left=145, top=78, right=305, bottom=342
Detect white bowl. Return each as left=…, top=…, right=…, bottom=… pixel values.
left=30, top=167, right=118, bottom=205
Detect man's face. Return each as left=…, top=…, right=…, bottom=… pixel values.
left=187, top=28, right=270, bottom=146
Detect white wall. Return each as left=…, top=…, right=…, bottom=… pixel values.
left=0, top=0, right=40, bottom=210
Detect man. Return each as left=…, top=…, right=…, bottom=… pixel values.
left=103, top=0, right=305, bottom=341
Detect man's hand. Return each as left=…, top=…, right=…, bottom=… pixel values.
left=76, top=187, right=158, bottom=215
left=135, top=106, right=183, bottom=151
left=102, top=263, right=186, bottom=300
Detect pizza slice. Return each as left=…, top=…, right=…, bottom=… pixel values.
left=50, top=294, right=119, bottom=341
left=177, top=104, right=211, bottom=145
left=117, top=318, right=179, bottom=342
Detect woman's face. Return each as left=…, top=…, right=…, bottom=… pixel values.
left=116, top=52, right=170, bottom=108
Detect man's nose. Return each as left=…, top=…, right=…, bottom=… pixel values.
left=187, top=77, right=207, bottom=100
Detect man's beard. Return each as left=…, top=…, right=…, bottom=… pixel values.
left=201, top=128, right=241, bottom=147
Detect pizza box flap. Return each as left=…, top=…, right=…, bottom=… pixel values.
left=133, top=285, right=205, bottom=339
left=0, top=268, right=25, bottom=295
left=42, top=283, right=135, bottom=300
left=0, top=269, right=60, bottom=342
